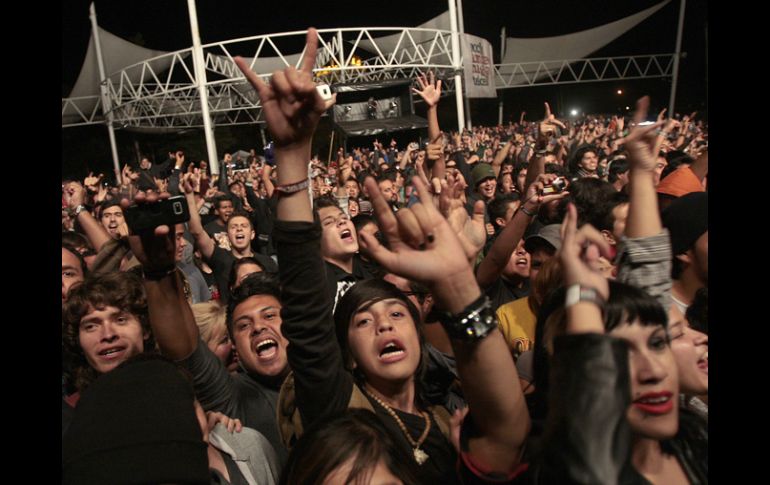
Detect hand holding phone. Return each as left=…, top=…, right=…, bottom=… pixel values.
left=125, top=195, right=190, bottom=233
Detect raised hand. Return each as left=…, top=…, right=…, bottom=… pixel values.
left=94, top=184, right=108, bottom=203
left=122, top=191, right=176, bottom=272
left=412, top=71, right=442, bottom=107
left=65, top=181, right=87, bottom=210
left=440, top=174, right=485, bottom=262
left=234, top=28, right=335, bottom=152
left=359, top=176, right=473, bottom=294
left=539, top=102, right=564, bottom=136
left=523, top=173, right=570, bottom=208
left=154, top=177, right=169, bottom=193
left=84, top=172, right=102, bottom=192
left=625, top=96, right=665, bottom=172
left=559, top=203, right=611, bottom=300
left=179, top=172, right=195, bottom=195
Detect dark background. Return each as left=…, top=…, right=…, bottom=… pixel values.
left=62, top=0, right=707, bottom=180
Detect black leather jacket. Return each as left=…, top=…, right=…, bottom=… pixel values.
left=525, top=333, right=707, bottom=485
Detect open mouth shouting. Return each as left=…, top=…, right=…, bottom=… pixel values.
left=340, top=229, right=355, bottom=243
left=378, top=339, right=407, bottom=363
left=253, top=335, right=280, bottom=362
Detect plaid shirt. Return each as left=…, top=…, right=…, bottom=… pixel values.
left=615, top=229, right=672, bottom=312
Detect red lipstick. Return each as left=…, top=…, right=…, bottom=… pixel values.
left=633, top=391, right=674, bottom=415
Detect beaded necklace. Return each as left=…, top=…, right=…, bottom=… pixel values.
left=363, top=387, right=431, bottom=465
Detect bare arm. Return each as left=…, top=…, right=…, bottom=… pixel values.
left=181, top=174, right=216, bottom=259
left=124, top=193, right=200, bottom=360
left=261, top=164, right=276, bottom=199
left=66, top=182, right=113, bottom=251
left=491, top=139, right=513, bottom=178
left=475, top=175, right=567, bottom=289
left=624, top=97, right=665, bottom=239
left=523, top=102, right=555, bottom=188
left=412, top=73, right=446, bottom=181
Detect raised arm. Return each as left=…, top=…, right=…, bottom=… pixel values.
left=261, top=164, right=276, bottom=199
left=617, top=96, right=673, bottom=310
left=524, top=102, right=555, bottom=189
left=235, top=28, right=351, bottom=428
left=624, top=97, right=664, bottom=239
left=475, top=174, right=568, bottom=289
left=361, top=175, right=529, bottom=474
left=531, top=203, right=632, bottom=484
left=412, top=73, right=445, bottom=180
left=65, top=181, right=112, bottom=252
left=124, top=192, right=200, bottom=360
left=491, top=139, right=513, bottom=178
left=180, top=173, right=216, bottom=259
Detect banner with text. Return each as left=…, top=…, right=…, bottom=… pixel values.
left=462, top=34, right=496, bottom=98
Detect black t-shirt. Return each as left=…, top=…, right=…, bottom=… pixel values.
left=324, top=255, right=373, bottom=311
left=205, top=219, right=230, bottom=251
left=365, top=395, right=461, bottom=485
left=249, top=197, right=277, bottom=257
left=206, top=246, right=278, bottom=304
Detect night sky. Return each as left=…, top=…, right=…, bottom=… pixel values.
left=62, top=0, right=707, bottom=177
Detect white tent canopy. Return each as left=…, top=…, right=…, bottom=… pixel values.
left=354, top=0, right=671, bottom=74
left=63, top=27, right=186, bottom=125
left=68, top=27, right=181, bottom=98
left=501, top=0, right=671, bottom=67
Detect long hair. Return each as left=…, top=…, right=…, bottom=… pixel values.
left=333, top=279, right=429, bottom=407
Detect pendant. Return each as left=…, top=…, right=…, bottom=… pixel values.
left=413, top=447, right=429, bottom=465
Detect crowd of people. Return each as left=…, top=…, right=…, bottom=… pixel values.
left=62, top=27, right=708, bottom=484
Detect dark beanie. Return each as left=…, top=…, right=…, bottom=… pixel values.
left=62, top=356, right=209, bottom=485
left=661, top=191, right=708, bottom=256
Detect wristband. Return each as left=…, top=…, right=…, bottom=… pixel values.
left=274, top=178, right=310, bottom=197
left=438, top=294, right=497, bottom=341
left=565, top=284, right=606, bottom=310
left=520, top=205, right=537, bottom=217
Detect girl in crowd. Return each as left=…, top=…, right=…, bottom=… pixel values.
left=191, top=301, right=238, bottom=373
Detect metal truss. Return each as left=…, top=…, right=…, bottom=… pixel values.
left=494, top=54, right=675, bottom=88
left=61, top=26, right=675, bottom=129
left=62, top=96, right=104, bottom=127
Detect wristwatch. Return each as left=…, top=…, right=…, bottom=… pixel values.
left=565, top=284, right=606, bottom=310
left=439, top=294, right=497, bottom=341
left=71, top=204, right=87, bottom=217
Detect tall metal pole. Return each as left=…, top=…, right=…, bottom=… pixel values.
left=89, top=3, right=122, bottom=184
left=668, top=0, right=686, bottom=116
left=498, top=26, right=506, bottom=125
left=456, top=0, right=471, bottom=129
left=187, top=0, right=220, bottom=175
left=448, top=0, right=466, bottom=132
left=337, top=30, right=345, bottom=84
